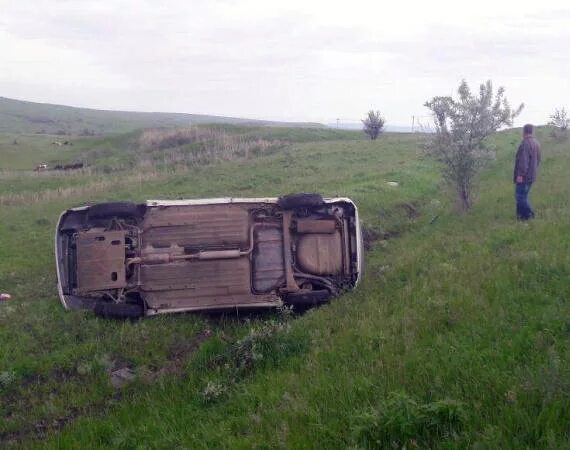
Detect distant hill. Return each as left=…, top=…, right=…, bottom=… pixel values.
left=0, top=97, right=323, bottom=135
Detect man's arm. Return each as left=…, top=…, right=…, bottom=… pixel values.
left=515, top=143, right=529, bottom=183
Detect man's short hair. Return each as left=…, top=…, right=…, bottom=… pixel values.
left=523, top=124, right=534, bottom=135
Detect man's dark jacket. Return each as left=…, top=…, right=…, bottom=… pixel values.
left=514, top=136, right=541, bottom=183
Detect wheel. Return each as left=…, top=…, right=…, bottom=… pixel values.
left=94, top=301, right=144, bottom=319
left=88, top=202, right=138, bottom=219
left=277, top=193, right=324, bottom=209
left=284, top=289, right=330, bottom=307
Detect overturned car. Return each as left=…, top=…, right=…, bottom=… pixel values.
left=55, top=194, right=363, bottom=318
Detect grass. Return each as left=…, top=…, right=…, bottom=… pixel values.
left=0, top=133, right=76, bottom=171
left=1, top=125, right=570, bottom=448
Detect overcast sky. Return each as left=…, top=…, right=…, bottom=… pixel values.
left=1, top=0, right=569, bottom=126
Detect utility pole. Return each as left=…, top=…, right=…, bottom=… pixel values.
left=411, top=115, right=415, bottom=133
left=336, top=118, right=340, bottom=129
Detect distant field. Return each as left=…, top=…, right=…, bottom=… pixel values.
left=0, top=125, right=361, bottom=206
left=1, top=124, right=570, bottom=448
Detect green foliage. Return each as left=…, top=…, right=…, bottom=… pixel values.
left=0, top=370, right=16, bottom=390
left=424, top=80, right=523, bottom=210
left=549, top=107, right=569, bottom=131
left=222, top=319, right=307, bottom=380
left=362, top=110, right=385, bottom=140
left=548, top=108, right=569, bottom=141
left=353, top=393, right=467, bottom=448
left=201, top=380, right=228, bottom=404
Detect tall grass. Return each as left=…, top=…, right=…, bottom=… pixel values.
left=136, top=126, right=287, bottom=167
left=0, top=170, right=162, bottom=206
left=0, top=125, right=293, bottom=206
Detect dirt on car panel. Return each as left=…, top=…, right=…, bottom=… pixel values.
left=76, top=230, right=127, bottom=292
left=142, top=204, right=250, bottom=248
left=138, top=203, right=282, bottom=311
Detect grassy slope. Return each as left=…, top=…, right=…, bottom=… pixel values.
left=0, top=125, right=359, bottom=172
left=0, top=97, right=322, bottom=135
left=0, top=133, right=76, bottom=171
left=1, top=128, right=569, bottom=448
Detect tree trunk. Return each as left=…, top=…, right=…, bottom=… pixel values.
left=457, top=182, right=472, bottom=211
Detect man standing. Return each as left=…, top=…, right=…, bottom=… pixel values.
left=514, top=124, right=541, bottom=220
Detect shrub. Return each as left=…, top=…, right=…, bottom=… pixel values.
left=362, top=110, right=385, bottom=140
left=424, top=80, right=523, bottom=210
left=201, top=380, right=227, bottom=403
left=208, top=319, right=308, bottom=382
left=353, top=392, right=467, bottom=448
left=137, top=126, right=285, bottom=168
left=548, top=108, right=569, bottom=141
left=0, top=370, right=16, bottom=390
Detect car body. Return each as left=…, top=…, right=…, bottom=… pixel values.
left=55, top=194, right=363, bottom=318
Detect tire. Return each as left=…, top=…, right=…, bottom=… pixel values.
left=277, top=193, right=324, bottom=209
left=284, top=289, right=330, bottom=307
left=94, top=301, right=144, bottom=319
left=88, top=202, right=138, bottom=219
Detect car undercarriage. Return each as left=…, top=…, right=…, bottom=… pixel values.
left=55, top=195, right=362, bottom=318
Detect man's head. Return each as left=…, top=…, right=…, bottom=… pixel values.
left=523, top=124, right=534, bottom=137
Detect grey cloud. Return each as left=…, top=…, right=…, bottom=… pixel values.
left=1, top=1, right=569, bottom=123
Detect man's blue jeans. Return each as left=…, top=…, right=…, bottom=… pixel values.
left=515, top=183, right=534, bottom=220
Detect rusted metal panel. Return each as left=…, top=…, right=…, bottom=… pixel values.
left=140, top=255, right=283, bottom=309
left=296, top=219, right=337, bottom=234
left=282, top=211, right=300, bottom=292
left=342, top=218, right=351, bottom=275
left=76, top=230, right=127, bottom=292
left=140, top=257, right=251, bottom=308
left=143, top=291, right=280, bottom=310
left=296, top=231, right=343, bottom=275
left=252, top=227, right=284, bottom=293
left=141, top=204, right=250, bottom=249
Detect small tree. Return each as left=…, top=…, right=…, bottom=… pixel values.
left=424, top=80, right=523, bottom=211
left=549, top=108, right=569, bottom=130
left=548, top=107, right=569, bottom=140
left=362, top=110, right=385, bottom=140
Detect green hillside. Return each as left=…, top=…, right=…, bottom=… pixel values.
left=0, top=97, right=322, bottom=135
left=1, top=126, right=570, bottom=448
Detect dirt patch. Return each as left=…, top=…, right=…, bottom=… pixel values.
left=362, top=224, right=403, bottom=251
left=381, top=230, right=401, bottom=240
left=397, top=202, right=421, bottom=219
left=361, top=225, right=381, bottom=251
left=0, top=395, right=120, bottom=446
left=144, top=329, right=212, bottom=382
left=0, top=329, right=212, bottom=446
left=110, top=367, right=136, bottom=388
